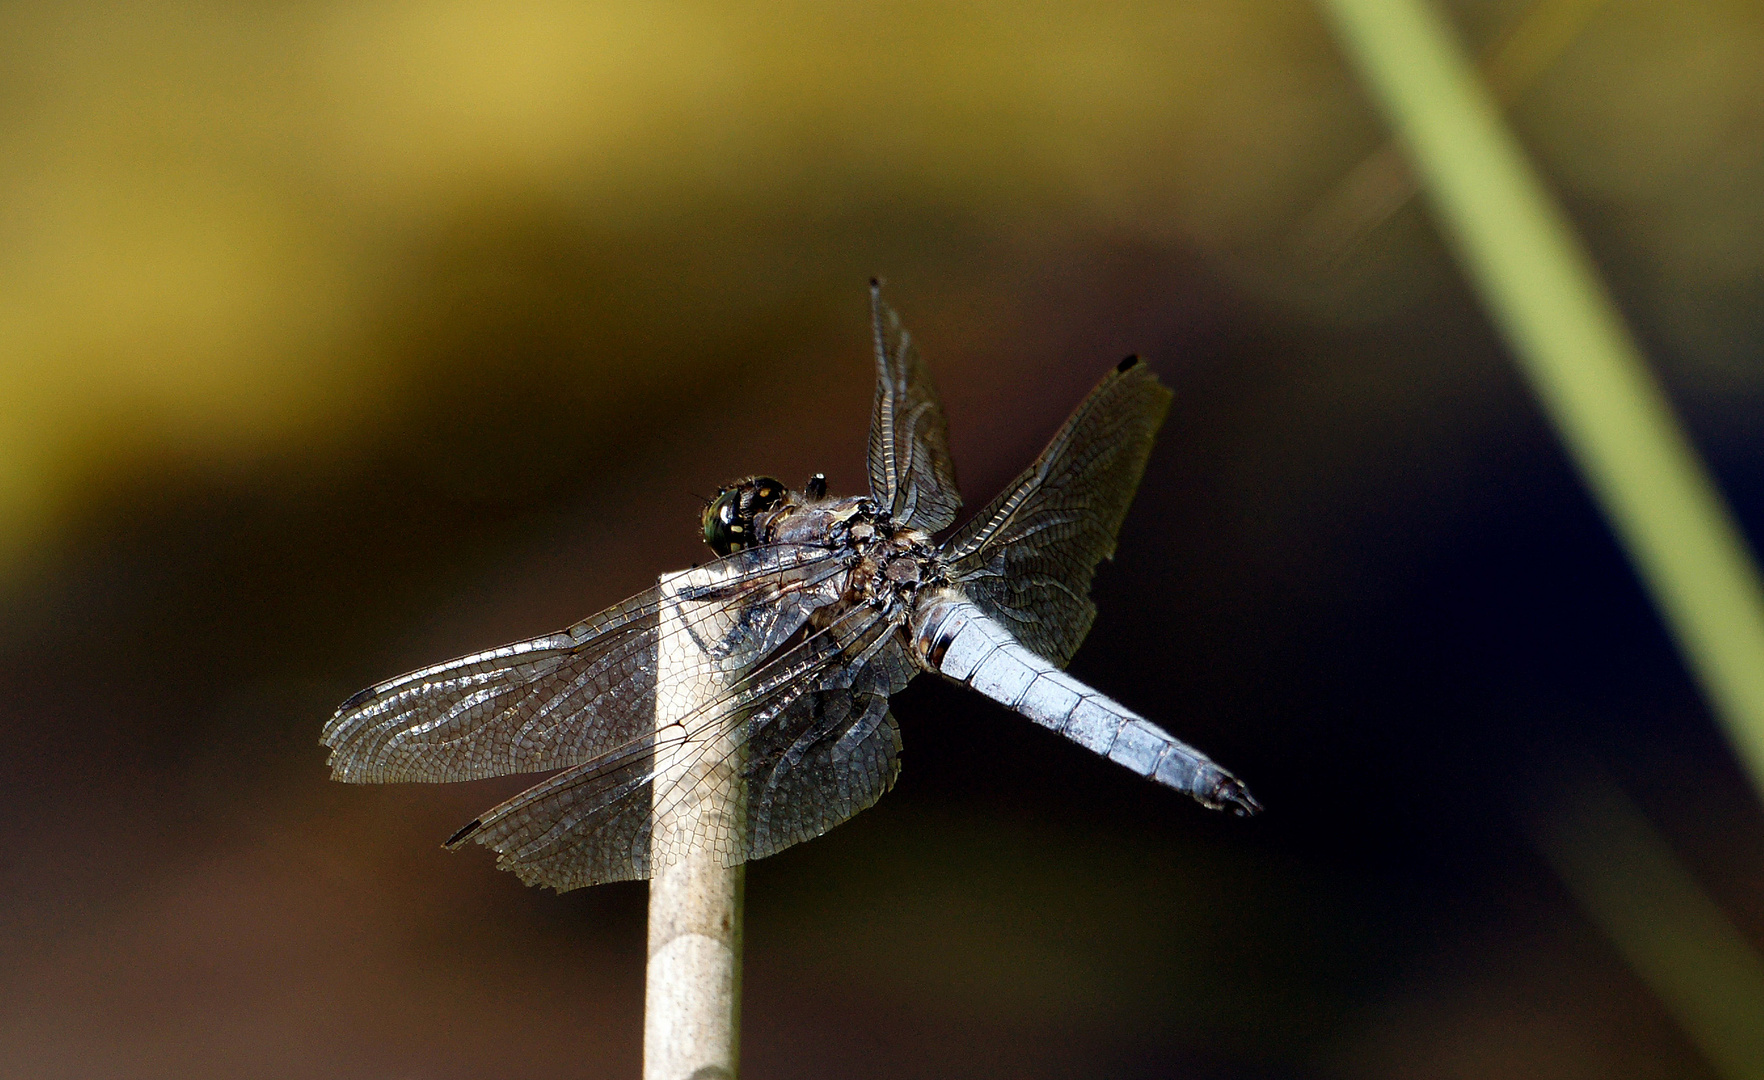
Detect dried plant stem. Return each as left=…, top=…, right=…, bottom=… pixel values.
left=644, top=570, right=745, bottom=1080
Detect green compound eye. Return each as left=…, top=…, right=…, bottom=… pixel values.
left=702, top=490, right=744, bottom=556
left=699, top=476, right=787, bottom=557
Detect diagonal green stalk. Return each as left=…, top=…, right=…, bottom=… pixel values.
left=1315, top=0, right=1764, bottom=794
left=1540, top=779, right=1764, bottom=1080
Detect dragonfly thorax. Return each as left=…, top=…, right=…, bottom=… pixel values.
left=845, top=523, right=944, bottom=611
left=746, top=490, right=947, bottom=614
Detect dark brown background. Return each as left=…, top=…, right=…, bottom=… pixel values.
left=2, top=2, right=1762, bottom=1077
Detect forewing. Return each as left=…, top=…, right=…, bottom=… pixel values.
left=448, top=602, right=908, bottom=890
left=320, top=544, right=844, bottom=783
left=866, top=282, right=962, bottom=533
left=941, top=358, right=1172, bottom=666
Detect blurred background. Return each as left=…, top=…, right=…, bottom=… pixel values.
left=3, top=0, right=1762, bottom=1076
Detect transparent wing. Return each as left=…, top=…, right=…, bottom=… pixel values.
left=867, top=281, right=962, bottom=533
left=941, top=357, right=1172, bottom=666
left=320, top=543, right=846, bottom=783
left=745, top=639, right=915, bottom=861
left=446, top=602, right=914, bottom=890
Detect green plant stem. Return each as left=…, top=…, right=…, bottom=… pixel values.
left=1540, top=781, right=1764, bottom=1080
left=1315, top=0, right=1764, bottom=793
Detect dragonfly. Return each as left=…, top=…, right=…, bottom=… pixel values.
left=322, top=283, right=1259, bottom=891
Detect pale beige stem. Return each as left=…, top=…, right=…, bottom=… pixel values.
left=644, top=569, right=745, bottom=1080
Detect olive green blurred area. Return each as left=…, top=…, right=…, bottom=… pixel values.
left=4, top=2, right=1764, bottom=1078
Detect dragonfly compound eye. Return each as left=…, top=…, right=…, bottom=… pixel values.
left=701, top=476, right=788, bottom=557
left=702, top=490, right=744, bottom=556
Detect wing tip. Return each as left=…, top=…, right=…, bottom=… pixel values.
left=1116, top=353, right=1140, bottom=373
left=444, top=819, right=484, bottom=848
left=337, top=685, right=374, bottom=713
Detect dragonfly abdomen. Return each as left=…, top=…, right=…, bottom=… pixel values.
left=910, top=590, right=1260, bottom=815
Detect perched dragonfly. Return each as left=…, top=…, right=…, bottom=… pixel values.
left=323, top=283, right=1259, bottom=891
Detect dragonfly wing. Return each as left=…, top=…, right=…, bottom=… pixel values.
left=744, top=638, right=917, bottom=861
left=941, top=358, right=1172, bottom=667
left=866, top=282, right=962, bottom=534
left=320, top=544, right=845, bottom=783
left=447, top=603, right=909, bottom=890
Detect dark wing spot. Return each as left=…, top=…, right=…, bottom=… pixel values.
left=1116, top=354, right=1140, bottom=373
left=444, top=819, right=484, bottom=848
left=338, top=685, right=374, bottom=713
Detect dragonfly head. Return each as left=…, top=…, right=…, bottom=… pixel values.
left=701, top=475, right=788, bottom=557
